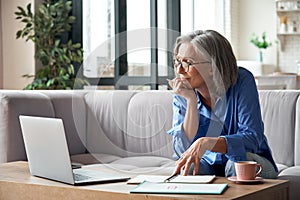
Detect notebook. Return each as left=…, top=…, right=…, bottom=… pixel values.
left=127, top=174, right=216, bottom=184
left=130, top=181, right=228, bottom=195
left=19, top=115, right=130, bottom=185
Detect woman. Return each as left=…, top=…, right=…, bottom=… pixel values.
left=167, top=30, right=278, bottom=178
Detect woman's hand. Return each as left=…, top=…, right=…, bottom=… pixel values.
left=172, top=138, right=207, bottom=176
left=172, top=137, right=227, bottom=176
left=167, top=77, right=196, bottom=102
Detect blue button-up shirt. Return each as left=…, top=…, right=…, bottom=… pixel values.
left=167, top=67, right=277, bottom=171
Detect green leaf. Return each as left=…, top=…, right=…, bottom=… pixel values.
left=27, top=3, right=33, bottom=18
left=46, top=79, right=54, bottom=87
left=16, top=30, right=22, bottom=39
left=26, top=23, right=32, bottom=28
left=250, top=32, right=273, bottom=49
left=40, top=54, right=50, bottom=66
left=73, top=43, right=81, bottom=49
left=54, top=39, right=60, bottom=47
left=21, top=18, right=29, bottom=23
left=17, top=6, right=27, bottom=16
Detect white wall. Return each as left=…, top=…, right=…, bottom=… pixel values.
left=1, top=0, right=34, bottom=89
left=238, top=0, right=277, bottom=68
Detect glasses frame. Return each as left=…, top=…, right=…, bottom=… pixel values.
left=173, top=57, right=211, bottom=72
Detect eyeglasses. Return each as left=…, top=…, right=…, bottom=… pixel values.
left=173, top=57, right=210, bottom=72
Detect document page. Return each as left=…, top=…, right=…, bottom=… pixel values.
left=171, top=175, right=216, bottom=183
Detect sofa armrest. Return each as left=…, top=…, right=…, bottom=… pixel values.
left=0, top=90, right=87, bottom=163
left=0, top=91, right=55, bottom=163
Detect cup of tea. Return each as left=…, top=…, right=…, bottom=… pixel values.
left=234, top=161, right=263, bottom=181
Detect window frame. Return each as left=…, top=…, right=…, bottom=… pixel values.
left=73, top=0, right=181, bottom=89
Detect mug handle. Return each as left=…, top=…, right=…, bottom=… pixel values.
left=255, top=163, right=263, bottom=177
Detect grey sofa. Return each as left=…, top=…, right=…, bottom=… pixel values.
left=0, top=89, right=299, bottom=199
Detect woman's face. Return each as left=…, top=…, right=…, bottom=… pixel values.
left=175, top=42, right=212, bottom=89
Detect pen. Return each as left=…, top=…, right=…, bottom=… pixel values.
left=164, top=174, right=178, bottom=183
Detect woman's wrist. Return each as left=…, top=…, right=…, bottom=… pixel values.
left=186, top=92, right=198, bottom=105
left=201, top=137, right=227, bottom=154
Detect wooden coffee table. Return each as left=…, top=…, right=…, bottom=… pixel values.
left=0, top=161, right=289, bottom=200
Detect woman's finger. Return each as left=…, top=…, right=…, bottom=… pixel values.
left=193, top=157, right=200, bottom=175
left=166, top=79, right=174, bottom=88
left=174, top=155, right=186, bottom=175
left=172, top=164, right=181, bottom=175
left=182, top=156, right=193, bottom=176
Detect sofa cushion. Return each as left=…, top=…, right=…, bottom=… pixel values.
left=84, top=90, right=138, bottom=157
left=276, top=163, right=289, bottom=173
left=84, top=158, right=175, bottom=175
left=125, top=166, right=175, bottom=175
left=84, top=90, right=174, bottom=159
left=125, top=91, right=174, bottom=158
left=278, top=166, right=300, bottom=200
left=279, top=166, right=300, bottom=176
left=71, top=153, right=122, bottom=165
left=41, top=91, right=87, bottom=155
left=110, top=156, right=174, bottom=168
left=258, top=90, right=299, bottom=167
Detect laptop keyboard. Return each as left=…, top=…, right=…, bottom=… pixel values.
left=73, top=173, right=93, bottom=182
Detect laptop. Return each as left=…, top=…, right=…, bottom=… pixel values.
left=19, top=115, right=130, bottom=185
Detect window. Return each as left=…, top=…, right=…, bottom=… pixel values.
left=83, top=0, right=115, bottom=78
left=80, top=0, right=179, bottom=90
left=127, top=0, right=151, bottom=77
left=181, top=0, right=225, bottom=35
left=77, top=0, right=226, bottom=90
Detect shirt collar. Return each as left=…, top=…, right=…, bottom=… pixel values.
left=195, top=90, right=227, bottom=123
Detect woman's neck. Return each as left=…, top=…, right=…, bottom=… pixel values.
left=196, top=87, right=216, bottom=110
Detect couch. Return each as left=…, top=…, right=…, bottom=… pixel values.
left=0, top=89, right=299, bottom=199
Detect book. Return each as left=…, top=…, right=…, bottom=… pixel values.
left=127, top=174, right=216, bottom=184
left=130, top=181, right=228, bottom=195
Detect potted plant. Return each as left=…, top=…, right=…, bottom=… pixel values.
left=250, top=32, right=273, bottom=63
left=15, top=0, right=89, bottom=89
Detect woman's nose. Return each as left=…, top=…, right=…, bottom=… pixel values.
left=176, top=65, right=185, bottom=74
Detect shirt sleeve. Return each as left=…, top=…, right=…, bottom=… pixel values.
left=167, top=95, right=192, bottom=159
left=222, top=70, right=264, bottom=162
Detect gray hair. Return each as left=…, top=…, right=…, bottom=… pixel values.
left=174, top=30, right=238, bottom=97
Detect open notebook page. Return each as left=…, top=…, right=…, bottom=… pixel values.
left=127, top=175, right=216, bottom=184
